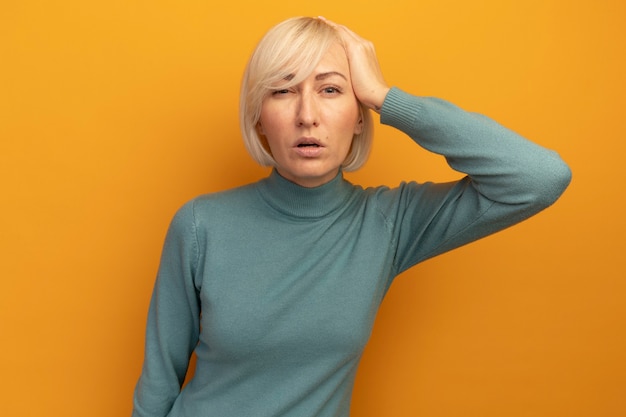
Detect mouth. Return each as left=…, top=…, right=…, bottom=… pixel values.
left=293, top=137, right=324, bottom=157
left=295, top=137, right=323, bottom=148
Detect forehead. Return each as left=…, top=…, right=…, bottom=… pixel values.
left=314, top=42, right=350, bottom=75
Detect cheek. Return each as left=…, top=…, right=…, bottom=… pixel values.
left=335, top=106, right=361, bottom=137
left=258, top=104, right=286, bottom=139
left=257, top=107, right=283, bottom=156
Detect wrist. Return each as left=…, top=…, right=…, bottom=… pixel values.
left=368, top=86, right=391, bottom=113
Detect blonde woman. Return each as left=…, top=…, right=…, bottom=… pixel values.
left=132, top=16, right=571, bottom=417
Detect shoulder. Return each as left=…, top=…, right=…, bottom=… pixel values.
left=171, top=180, right=264, bottom=229
left=362, top=178, right=472, bottom=222
left=364, top=180, right=431, bottom=206
left=360, top=180, right=428, bottom=218
left=192, top=181, right=259, bottom=209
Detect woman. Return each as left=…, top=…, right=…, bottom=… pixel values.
left=132, top=16, right=571, bottom=417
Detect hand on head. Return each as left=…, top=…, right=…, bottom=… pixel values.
left=319, top=17, right=390, bottom=113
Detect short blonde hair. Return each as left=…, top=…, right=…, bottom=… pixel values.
left=239, top=16, right=373, bottom=171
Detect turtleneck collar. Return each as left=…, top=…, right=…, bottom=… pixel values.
left=256, top=169, right=356, bottom=220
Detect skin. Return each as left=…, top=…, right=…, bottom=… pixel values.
left=327, top=19, right=390, bottom=114
left=258, top=20, right=391, bottom=188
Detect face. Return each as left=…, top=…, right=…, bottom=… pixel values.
left=257, top=42, right=363, bottom=188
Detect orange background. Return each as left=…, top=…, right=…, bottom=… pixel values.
left=1, top=1, right=624, bottom=416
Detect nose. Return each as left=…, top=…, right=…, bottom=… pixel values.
left=296, top=92, right=319, bottom=128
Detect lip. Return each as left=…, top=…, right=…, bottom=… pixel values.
left=294, top=137, right=324, bottom=147
left=293, top=137, right=325, bottom=158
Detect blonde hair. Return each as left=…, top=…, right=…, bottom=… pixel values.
left=239, top=16, right=373, bottom=171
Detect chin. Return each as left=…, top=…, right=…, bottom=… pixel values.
left=280, top=167, right=338, bottom=187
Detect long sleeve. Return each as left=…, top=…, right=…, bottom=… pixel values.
left=132, top=202, right=201, bottom=417
left=379, top=88, right=572, bottom=274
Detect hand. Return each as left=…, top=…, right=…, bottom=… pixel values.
left=320, top=17, right=390, bottom=113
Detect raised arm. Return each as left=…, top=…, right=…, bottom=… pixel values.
left=323, top=17, right=571, bottom=272
left=381, top=89, right=572, bottom=273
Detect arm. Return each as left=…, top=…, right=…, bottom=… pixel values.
left=383, top=88, right=571, bottom=208
left=379, top=89, right=571, bottom=272
left=325, top=18, right=571, bottom=272
left=132, top=202, right=201, bottom=417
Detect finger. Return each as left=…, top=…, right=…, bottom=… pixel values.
left=317, top=17, right=362, bottom=47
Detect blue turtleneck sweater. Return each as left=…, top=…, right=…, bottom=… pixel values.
left=132, top=88, right=571, bottom=417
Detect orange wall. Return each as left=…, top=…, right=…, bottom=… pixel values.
left=1, top=1, right=624, bottom=416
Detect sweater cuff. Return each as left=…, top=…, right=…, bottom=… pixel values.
left=380, top=87, right=422, bottom=133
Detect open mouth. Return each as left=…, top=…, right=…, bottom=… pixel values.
left=297, top=143, right=320, bottom=147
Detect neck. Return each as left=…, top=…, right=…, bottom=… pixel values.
left=256, top=169, right=355, bottom=219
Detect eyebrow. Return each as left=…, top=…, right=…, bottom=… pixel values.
left=315, top=71, right=347, bottom=81
left=282, top=71, right=347, bottom=82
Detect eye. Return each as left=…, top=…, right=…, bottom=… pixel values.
left=321, top=86, right=342, bottom=95
left=271, top=89, right=290, bottom=96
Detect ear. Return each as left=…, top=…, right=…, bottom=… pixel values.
left=256, top=121, right=265, bottom=136
left=353, top=117, right=363, bottom=135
